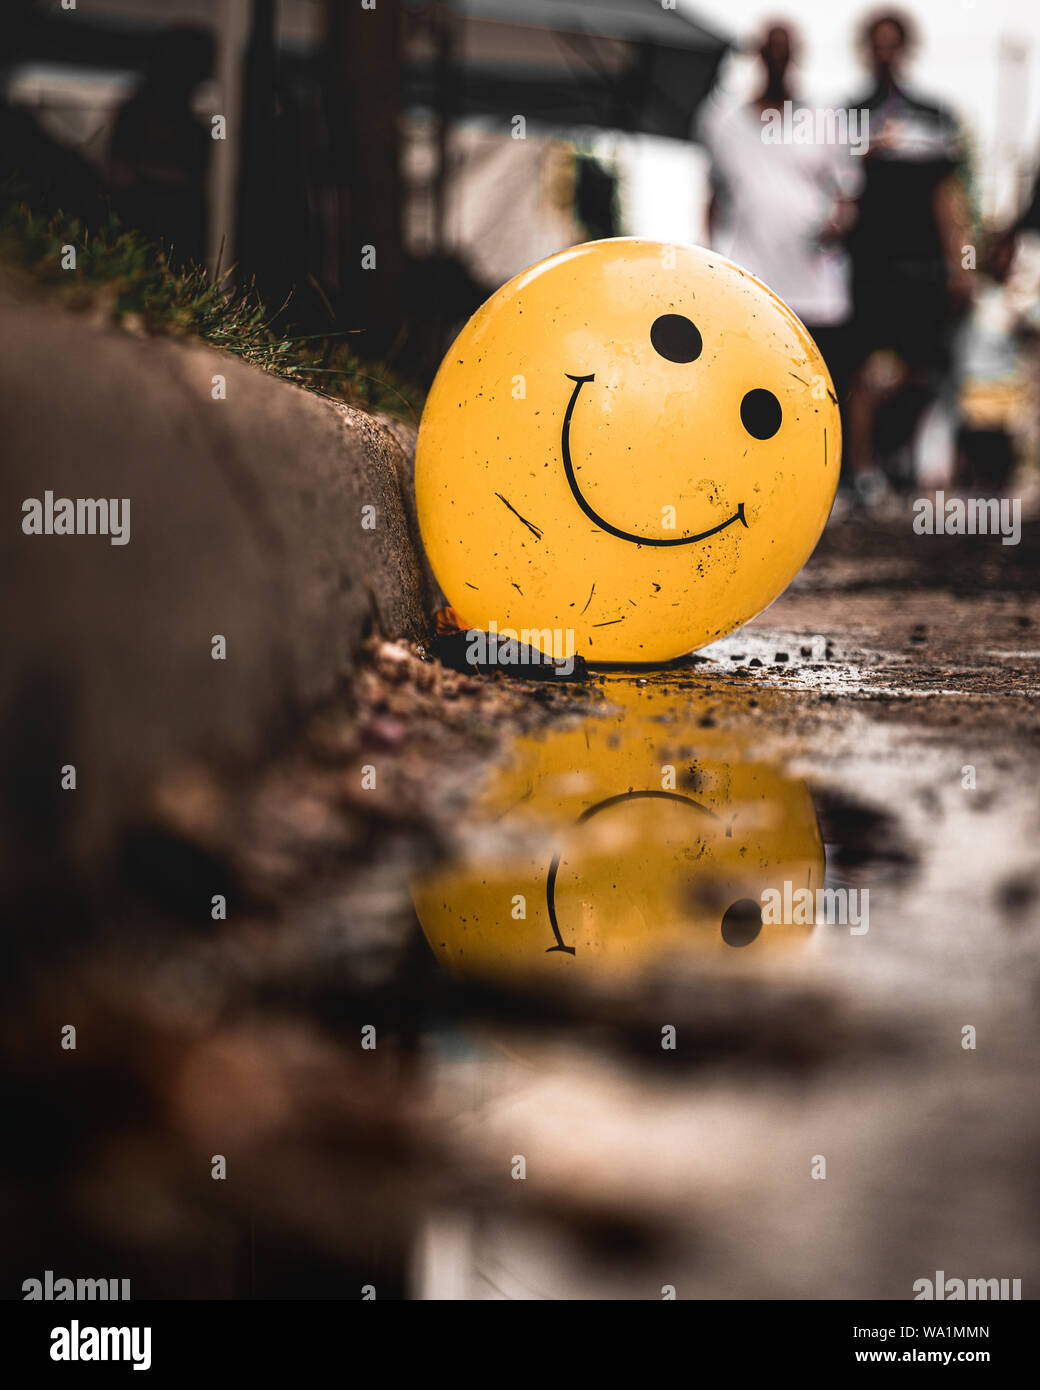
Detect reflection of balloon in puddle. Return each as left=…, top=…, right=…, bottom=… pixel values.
left=412, top=681, right=824, bottom=986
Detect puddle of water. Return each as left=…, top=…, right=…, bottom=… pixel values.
left=406, top=670, right=1040, bottom=1301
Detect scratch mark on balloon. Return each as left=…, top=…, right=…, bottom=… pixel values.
left=495, top=492, right=543, bottom=539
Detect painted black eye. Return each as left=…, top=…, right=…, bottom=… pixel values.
left=740, top=388, right=782, bottom=439
left=721, top=898, right=763, bottom=948
left=650, top=313, right=702, bottom=363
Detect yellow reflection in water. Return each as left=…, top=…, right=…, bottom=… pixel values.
left=412, top=678, right=823, bottom=986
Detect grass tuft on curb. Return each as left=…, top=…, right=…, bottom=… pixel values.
left=0, top=191, right=423, bottom=423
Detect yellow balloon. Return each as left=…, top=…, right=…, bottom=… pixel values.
left=412, top=681, right=824, bottom=987
left=416, top=238, right=840, bottom=662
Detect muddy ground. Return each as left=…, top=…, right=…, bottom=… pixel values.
left=4, top=512, right=1038, bottom=1301
left=407, top=512, right=1040, bottom=1300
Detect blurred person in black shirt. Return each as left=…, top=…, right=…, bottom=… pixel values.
left=843, top=9, right=973, bottom=505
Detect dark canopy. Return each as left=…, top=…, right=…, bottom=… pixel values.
left=406, top=0, right=732, bottom=141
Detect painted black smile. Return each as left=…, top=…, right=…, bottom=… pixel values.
left=561, top=373, right=749, bottom=547
left=546, top=789, right=716, bottom=955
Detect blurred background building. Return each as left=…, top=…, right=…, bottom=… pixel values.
left=4, top=0, right=1040, bottom=477
left=7, top=1, right=1040, bottom=262
left=2, top=0, right=732, bottom=365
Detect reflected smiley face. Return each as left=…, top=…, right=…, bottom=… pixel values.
left=411, top=688, right=826, bottom=986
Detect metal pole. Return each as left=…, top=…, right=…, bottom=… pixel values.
left=207, top=0, right=251, bottom=280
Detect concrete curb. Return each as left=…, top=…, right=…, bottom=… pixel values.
left=0, top=280, right=428, bottom=883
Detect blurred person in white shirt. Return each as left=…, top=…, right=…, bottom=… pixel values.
left=703, top=22, right=862, bottom=424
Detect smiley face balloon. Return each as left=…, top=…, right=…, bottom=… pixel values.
left=416, top=238, right=840, bottom=662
